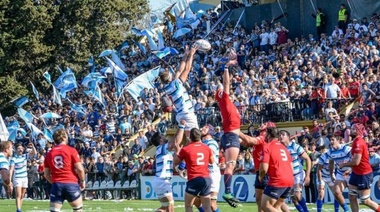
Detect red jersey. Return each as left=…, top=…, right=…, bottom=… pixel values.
left=351, top=137, right=372, bottom=175
left=252, top=135, right=266, bottom=172
left=44, top=144, right=81, bottom=183
left=215, top=91, right=241, bottom=132
left=348, top=81, right=360, bottom=97
left=177, top=142, right=212, bottom=181
left=262, top=139, right=294, bottom=187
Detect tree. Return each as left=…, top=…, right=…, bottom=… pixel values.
left=0, top=0, right=149, bottom=111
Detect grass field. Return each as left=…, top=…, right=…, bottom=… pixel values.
left=0, top=199, right=374, bottom=212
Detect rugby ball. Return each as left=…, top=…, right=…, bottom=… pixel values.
left=194, top=39, right=211, bottom=52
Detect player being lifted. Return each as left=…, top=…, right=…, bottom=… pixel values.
left=150, top=120, right=188, bottom=212
left=159, top=45, right=199, bottom=138
left=215, top=49, right=242, bottom=207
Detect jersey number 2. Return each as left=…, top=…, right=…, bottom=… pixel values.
left=54, top=156, right=64, bottom=169
left=196, top=153, right=205, bottom=165
left=280, top=149, right=288, bottom=161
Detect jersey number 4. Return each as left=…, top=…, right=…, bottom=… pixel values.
left=54, top=156, right=64, bottom=169
left=196, top=153, right=205, bottom=165
left=280, top=149, right=288, bottom=161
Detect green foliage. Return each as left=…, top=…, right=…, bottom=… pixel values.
left=0, top=0, right=149, bottom=110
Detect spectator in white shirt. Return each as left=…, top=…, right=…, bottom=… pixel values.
left=259, top=28, right=269, bottom=53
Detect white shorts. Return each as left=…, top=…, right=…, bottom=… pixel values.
left=335, top=173, right=350, bottom=185
left=14, top=177, right=28, bottom=188
left=210, top=171, right=221, bottom=193
left=318, top=177, right=334, bottom=187
left=294, top=170, right=305, bottom=186
left=152, top=177, right=173, bottom=199
left=176, top=112, right=198, bottom=130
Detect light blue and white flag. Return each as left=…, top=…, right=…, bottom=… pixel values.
left=106, top=57, right=128, bottom=81
left=0, top=113, right=9, bottom=142
left=157, top=30, right=165, bottom=50
left=43, top=71, right=52, bottom=84
left=18, top=108, right=34, bottom=123
left=30, top=81, right=39, bottom=100
left=126, top=66, right=160, bottom=101
left=54, top=68, right=78, bottom=98
left=11, top=96, right=29, bottom=108
left=134, top=40, right=147, bottom=55
left=52, top=86, right=62, bottom=105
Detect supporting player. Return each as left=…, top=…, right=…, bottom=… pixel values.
left=260, top=129, right=294, bottom=212
left=44, top=129, right=86, bottom=212
left=280, top=130, right=311, bottom=212
left=327, top=135, right=351, bottom=212
left=216, top=50, right=241, bottom=207
left=10, top=143, right=33, bottom=212
left=316, top=145, right=339, bottom=212
left=239, top=122, right=275, bottom=212
left=194, top=124, right=221, bottom=212
left=150, top=120, right=187, bottom=212
left=340, top=123, right=380, bottom=212
left=174, top=128, right=214, bottom=212
left=0, top=141, right=14, bottom=197
left=159, top=45, right=199, bottom=138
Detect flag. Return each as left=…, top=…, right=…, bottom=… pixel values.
left=105, top=57, right=128, bottom=81
left=43, top=71, right=51, bottom=84
left=18, top=108, right=34, bottom=123
left=146, top=31, right=158, bottom=51
left=44, top=128, right=53, bottom=141
left=53, top=68, right=78, bottom=98
left=81, top=72, right=106, bottom=90
left=131, top=27, right=144, bottom=36
left=126, top=66, right=160, bottom=101
left=339, top=96, right=361, bottom=117
left=30, top=81, right=39, bottom=100
left=111, top=52, right=126, bottom=71
left=84, top=85, right=105, bottom=106
left=52, top=86, right=62, bottom=105
left=0, top=114, right=9, bottom=142
left=11, top=96, right=29, bottom=108
left=26, top=123, right=45, bottom=140
left=57, top=66, right=64, bottom=74
left=154, top=51, right=170, bottom=59
left=134, top=40, right=146, bottom=55
left=157, top=30, right=165, bottom=50
left=118, top=40, right=129, bottom=53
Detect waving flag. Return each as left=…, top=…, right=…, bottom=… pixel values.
left=85, top=85, right=105, bottom=106
left=118, top=40, right=129, bottom=53
left=99, top=49, right=116, bottom=58
left=154, top=50, right=171, bottom=59
left=111, top=52, right=126, bottom=71
left=173, top=28, right=191, bottom=38
left=0, top=114, right=9, bottom=142
left=157, top=30, right=165, bottom=50
left=43, top=71, right=52, bottom=84
left=26, top=123, right=45, bottom=140
left=82, top=72, right=106, bottom=90
left=18, top=108, right=34, bottom=123
left=131, top=27, right=144, bottom=36
left=44, top=128, right=53, bottom=141
left=52, top=86, right=62, bottom=105
left=53, top=68, right=78, bottom=98
left=146, top=31, right=158, bottom=51
left=11, top=96, right=29, bottom=108
left=30, top=81, right=39, bottom=100
left=106, top=57, right=128, bottom=81
left=126, top=66, right=160, bottom=101
left=134, top=40, right=147, bottom=55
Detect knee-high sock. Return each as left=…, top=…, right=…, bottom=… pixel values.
left=316, top=199, right=323, bottom=212
left=299, top=197, right=309, bottom=212
left=224, top=174, right=232, bottom=194
left=334, top=199, right=340, bottom=212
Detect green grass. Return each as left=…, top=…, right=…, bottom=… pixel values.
left=0, top=199, right=373, bottom=212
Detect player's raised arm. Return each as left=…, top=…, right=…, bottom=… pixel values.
left=239, top=132, right=264, bottom=147
left=174, top=46, right=189, bottom=79
left=179, top=45, right=198, bottom=83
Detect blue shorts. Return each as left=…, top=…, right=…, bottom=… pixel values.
left=186, top=177, right=211, bottom=197
left=221, top=132, right=240, bottom=151
left=50, top=182, right=81, bottom=204
left=264, top=185, right=292, bottom=200
left=255, top=171, right=269, bottom=189
left=349, top=172, right=373, bottom=190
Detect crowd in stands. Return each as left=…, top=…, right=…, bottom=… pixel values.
left=1, top=5, right=380, bottom=202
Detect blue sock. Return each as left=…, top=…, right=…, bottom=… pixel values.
left=295, top=204, right=304, bottom=212
left=299, top=197, right=309, bottom=212
left=214, top=208, right=220, bottom=212
left=341, top=203, right=350, bottom=212
left=224, top=174, right=232, bottom=194
left=198, top=206, right=204, bottom=212
left=316, top=199, right=323, bottom=212
left=334, top=200, right=340, bottom=212
left=16, top=210, right=21, bottom=212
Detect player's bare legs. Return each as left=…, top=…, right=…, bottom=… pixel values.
left=331, top=180, right=350, bottom=212
left=68, top=196, right=83, bottom=212
left=15, top=186, right=27, bottom=212
left=155, top=196, right=174, bottom=212
left=348, top=184, right=380, bottom=212
left=222, top=143, right=240, bottom=207
left=291, top=183, right=306, bottom=211
left=261, top=194, right=280, bottom=212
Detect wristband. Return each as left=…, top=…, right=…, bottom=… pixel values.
left=80, top=179, right=85, bottom=183
left=178, top=125, right=185, bottom=130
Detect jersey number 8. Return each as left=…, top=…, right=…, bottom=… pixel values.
left=54, top=156, right=64, bottom=169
